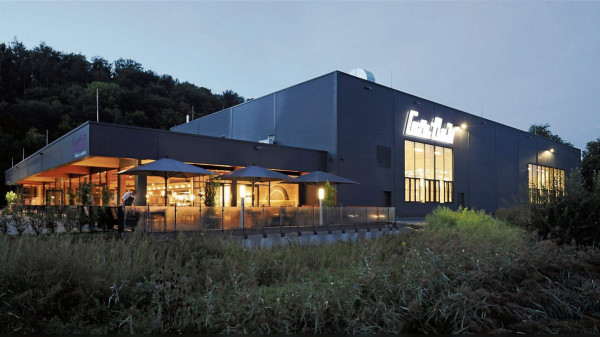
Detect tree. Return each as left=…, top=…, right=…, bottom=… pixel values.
left=218, top=90, right=245, bottom=109
left=22, top=127, right=45, bottom=154
left=582, top=137, right=600, bottom=191
left=204, top=177, right=219, bottom=207
left=89, top=56, right=112, bottom=82
left=528, top=123, right=573, bottom=146
left=323, top=181, right=336, bottom=207
left=0, top=39, right=246, bottom=207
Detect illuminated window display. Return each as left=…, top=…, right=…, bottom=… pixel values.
left=528, top=164, right=565, bottom=203
left=405, top=140, right=453, bottom=203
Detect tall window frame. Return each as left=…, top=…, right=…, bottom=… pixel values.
left=405, top=140, right=453, bottom=203
left=528, top=163, right=565, bottom=203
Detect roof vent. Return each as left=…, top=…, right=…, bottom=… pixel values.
left=348, top=68, right=375, bottom=82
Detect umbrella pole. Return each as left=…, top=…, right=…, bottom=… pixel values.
left=164, top=173, right=168, bottom=206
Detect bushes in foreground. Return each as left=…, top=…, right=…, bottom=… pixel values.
left=497, top=170, right=600, bottom=246
left=1, top=208, right=599, bottom=333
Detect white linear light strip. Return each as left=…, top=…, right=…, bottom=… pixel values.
left=404, top=110, right=455, bottom=144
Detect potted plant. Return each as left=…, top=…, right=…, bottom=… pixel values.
left=5, top=191, right=17, bottom=211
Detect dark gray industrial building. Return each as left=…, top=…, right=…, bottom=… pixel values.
left=5, top=70, right=581, bottom=216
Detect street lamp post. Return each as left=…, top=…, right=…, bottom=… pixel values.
left=240, top=185, right=246, bottom=238
left=318, top=187, right=324, bottom=227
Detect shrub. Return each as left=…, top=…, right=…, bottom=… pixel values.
left=11, top=212, right=29, bottom=235
left=527, top=169, right=600, bottom=246
left=204, top=177, right=219, bottom=207
left=1, top=231, right=599, bottom=334
left=323, top=181, right=336, bottom=207
left=67, top=188, right=76, bottom=205
left=44, top=207, right=58, bottom=234
left=5, top=191, right=18, bottom=205
left=496, top=205, right=531, bottom=228
left=97, top=207, right=114, bottom=231
left=63, top=207, right=79, bottom=233
left=29, top=211, right=45, bottom=235
left=0, top=214, right=8, bottom=234
left=425, top=206, right=525, bottom=252
left=77, top=179, right=93, bottom=206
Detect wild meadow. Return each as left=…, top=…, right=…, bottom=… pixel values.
left=1, top=206, right=598, bottom=334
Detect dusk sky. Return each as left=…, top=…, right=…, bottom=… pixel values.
left=1, top=1, right=598, bottom=150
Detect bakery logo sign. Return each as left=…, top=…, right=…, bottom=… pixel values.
left=72, top=132, right=88, bottom=158
left=404, top=110, right=455, bottom=144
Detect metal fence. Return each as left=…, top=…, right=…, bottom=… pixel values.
left=124, top=205, right=395, bottom=233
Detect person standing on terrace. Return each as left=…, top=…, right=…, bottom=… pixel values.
left=121, top=190, right=136, bottom=206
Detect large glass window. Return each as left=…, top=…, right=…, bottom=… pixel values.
left=405, top=140, right=453, bottom=203
left=528, top=164, right=565, bottom=203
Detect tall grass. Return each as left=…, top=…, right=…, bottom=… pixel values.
left=1, top=209, right=599, bottom=333
left=424, top=206, right=525, bottom=253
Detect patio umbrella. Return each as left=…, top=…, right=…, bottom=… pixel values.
left=283, top=171, right=358, bottom=207
left=118, top=157, right=214, bottom=205
left=218, top=166, right=292, bottom=206
left=289, top=171, right=359, bottom=185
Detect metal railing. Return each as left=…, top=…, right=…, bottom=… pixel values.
left=123, top=205, right=395, bottom=234
left=4, top=204, right=395, bottom=234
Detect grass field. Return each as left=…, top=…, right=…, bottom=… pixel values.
left=1, top=207, right=599, bottom=333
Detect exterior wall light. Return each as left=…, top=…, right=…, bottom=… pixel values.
left=460, top=123, right=467, bottom=130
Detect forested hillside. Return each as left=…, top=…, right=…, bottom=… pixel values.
left=0, top=39, right=245, bottom=203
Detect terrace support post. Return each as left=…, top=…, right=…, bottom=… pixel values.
left=174, top=203, right=177, bottom=232
left=134, top=175, right=147, bottom=206
left=231, top=181, right=237, bottom=207
left=221, top=206, right=224, bottom=232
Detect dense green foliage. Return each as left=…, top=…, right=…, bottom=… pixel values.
left=323, top=181, right=335, bottom=207
left=0, top=39, right=245, bottom=205
left=1, top=208, right=599, bottom=333
left=5, top=191, right=17, bottom=204
left=582, top=137, right=600, bottom=191
left=203, top=177, right=220, bottom=207
left=498, top=169, right=600, bottom=246
left=528, top=123, right=573, bottom=147
left=529, top=176, right=600, bottom=246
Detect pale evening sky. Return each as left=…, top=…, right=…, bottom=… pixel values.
left=1, top=1, right=599, bottom=151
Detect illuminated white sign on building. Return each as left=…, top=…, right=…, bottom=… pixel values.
left=404, top=110, right=456, bottom=144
